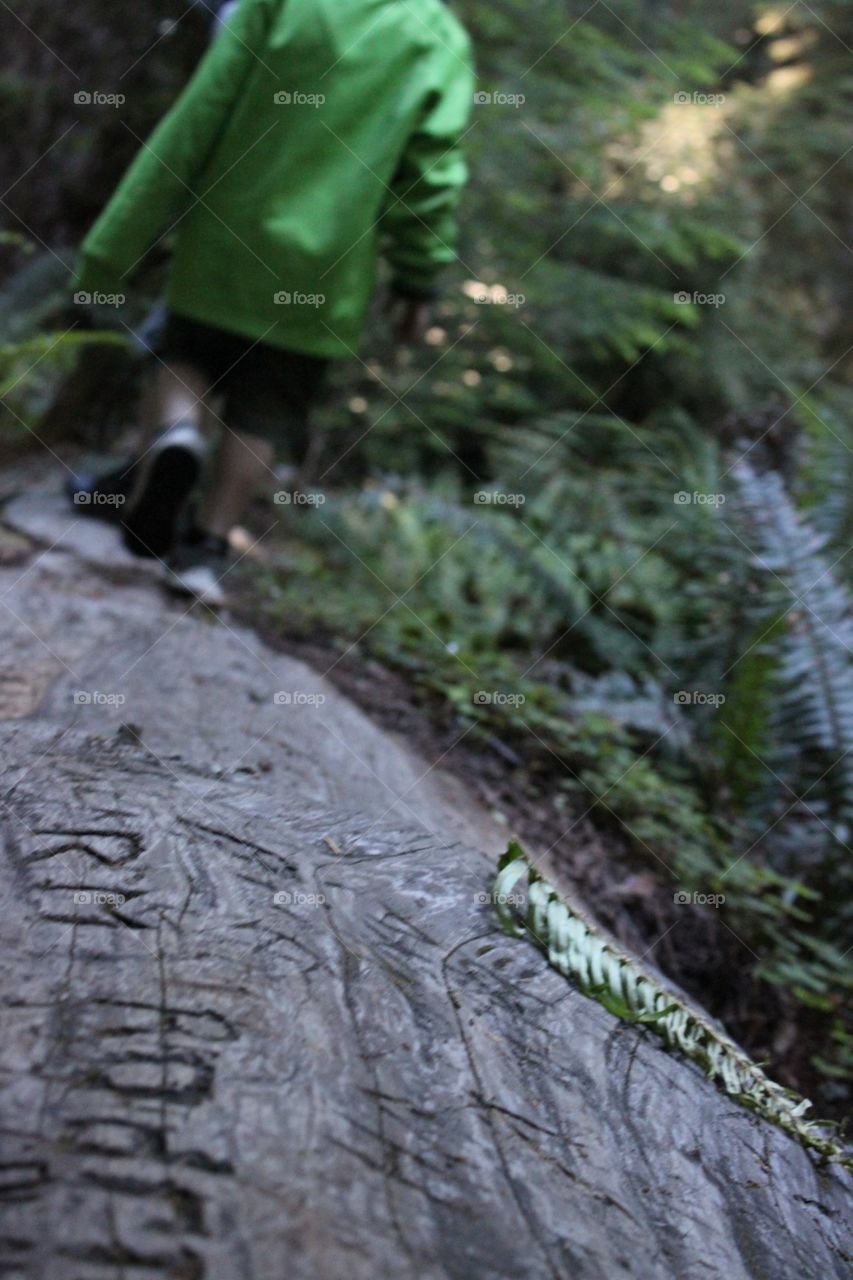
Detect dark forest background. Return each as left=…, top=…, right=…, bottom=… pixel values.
left=1, top=0, right=851, bottom=1122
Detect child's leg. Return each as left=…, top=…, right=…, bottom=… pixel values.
left=197, top=428, right=275, bottom=539
left=163, top=338, right=328, bottom=604
left=162, top=427, right=274, bottom=607
left=120, top=358, right=211, bottom=558
left=191, top=346, right=328, bottom=541
left=150, top=360, right=210, bottom=434
left=69, top=359, right=210, bottom=515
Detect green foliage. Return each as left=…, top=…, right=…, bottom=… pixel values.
left=0, top=241, right=128, bottom=443
left=2, top=0, right=851, bottom=1112
left=733, top=461, right=853, bottom=857
left=496, top=844, right=851, bottom=1167
left=257, top=437, right=853, bottom=1100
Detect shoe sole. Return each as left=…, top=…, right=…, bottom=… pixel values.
left=121, top=444, right=201, bottom=559
left=163, top=568, right=226, bottom=609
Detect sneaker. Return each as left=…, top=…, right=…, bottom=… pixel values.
left=163, top=529, right=231, bottom=608
left=121, top=421, right=207, bottom=559
left=66, top=456, right=137, bottom=519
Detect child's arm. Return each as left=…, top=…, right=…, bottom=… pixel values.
left=76, top=0, right=274, bottom=295
left=382, top=33, right=476, bottom=304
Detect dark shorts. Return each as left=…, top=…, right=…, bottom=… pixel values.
left=155, top=311, right=330, bottom=453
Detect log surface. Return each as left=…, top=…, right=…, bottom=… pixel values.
left=0, top=489, right=850, bottom=1280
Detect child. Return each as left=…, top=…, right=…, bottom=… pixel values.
left=74, top=0, right=474, bottom=605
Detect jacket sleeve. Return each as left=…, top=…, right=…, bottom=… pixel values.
left=75, top=0, right=274, bottom=294
left=382, top=35, right=475, bottom=299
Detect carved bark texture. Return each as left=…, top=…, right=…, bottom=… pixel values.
left=0, top=491, right=851, bottom=1280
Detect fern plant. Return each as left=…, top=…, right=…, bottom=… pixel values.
left=495, top=841, right=851, bottom=1168
left=733, top=459, right=853, bottom=864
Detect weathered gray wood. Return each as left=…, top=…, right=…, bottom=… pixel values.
left=0, top=489, right=851, bottom=1280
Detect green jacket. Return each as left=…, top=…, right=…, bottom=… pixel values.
left=76, top=0, right=474, bottom=357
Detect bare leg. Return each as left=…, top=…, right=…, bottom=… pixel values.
left=119, top=361, right=212, bottom=559
left=149, top=361, right=209, bottom=436
left=198, top=428, right=275, bottom=539
left=144, top=362, right=275, bottom=544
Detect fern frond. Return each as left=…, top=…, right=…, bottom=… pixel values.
left=494, top=842, right=851, bottom=1168
left=734, top=461, right=853, bottom=843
